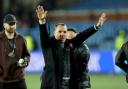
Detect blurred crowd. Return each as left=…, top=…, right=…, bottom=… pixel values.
left=1, top=0, right=128, bottom=51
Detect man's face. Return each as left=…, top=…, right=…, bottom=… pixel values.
left=67, top=31, right=77, bottom=40
left=54, top=24, right=67, bottom=42
left=3, top=22, right=16, bottom=33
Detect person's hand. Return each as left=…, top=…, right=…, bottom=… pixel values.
left=36, top=5, right=48, bottom=20
left=96, top=13, right=107, bottom=27
left=17, top=59, right=28, bottom=68
left=18, top=63, right=27, bottom=68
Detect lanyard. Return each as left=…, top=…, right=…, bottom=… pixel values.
left=7, top=38, right=16, bottom=58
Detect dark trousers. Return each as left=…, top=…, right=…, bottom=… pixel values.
left=0, top=79, right=27, bottom=89
left=62, top=79, right=69, bottom=89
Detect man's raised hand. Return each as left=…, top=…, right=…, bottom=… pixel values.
left=36, top=5, right=48, bottom=20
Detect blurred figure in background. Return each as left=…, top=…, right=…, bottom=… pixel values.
left=115, top=30, right=126, bottom=51
left=67, top=28, right=91, bottom=89
left=25, top=33, right=35, bottom=52
left=115, top=37, right=128, bottom=83
left=0, top=14, right=30, bottom=89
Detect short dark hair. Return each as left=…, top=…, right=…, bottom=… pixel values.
left=67, top=28, right=77, bottom=33
left=55, top=23, right=67, bottom=27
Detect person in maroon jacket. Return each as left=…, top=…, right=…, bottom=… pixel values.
left=0, top=14, right=30, bottom=89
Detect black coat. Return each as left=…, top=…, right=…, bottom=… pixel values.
left=39, top=23, right=97, bottom=89
left=73, top=43, right=90, bottom=89
left=115, top=41, right=128, bottom=73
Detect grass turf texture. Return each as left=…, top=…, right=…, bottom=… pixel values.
left=25, top=73, right=128, bottom=89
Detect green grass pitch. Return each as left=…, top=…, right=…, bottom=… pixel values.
left=25, top=73, right=128, bottom=89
